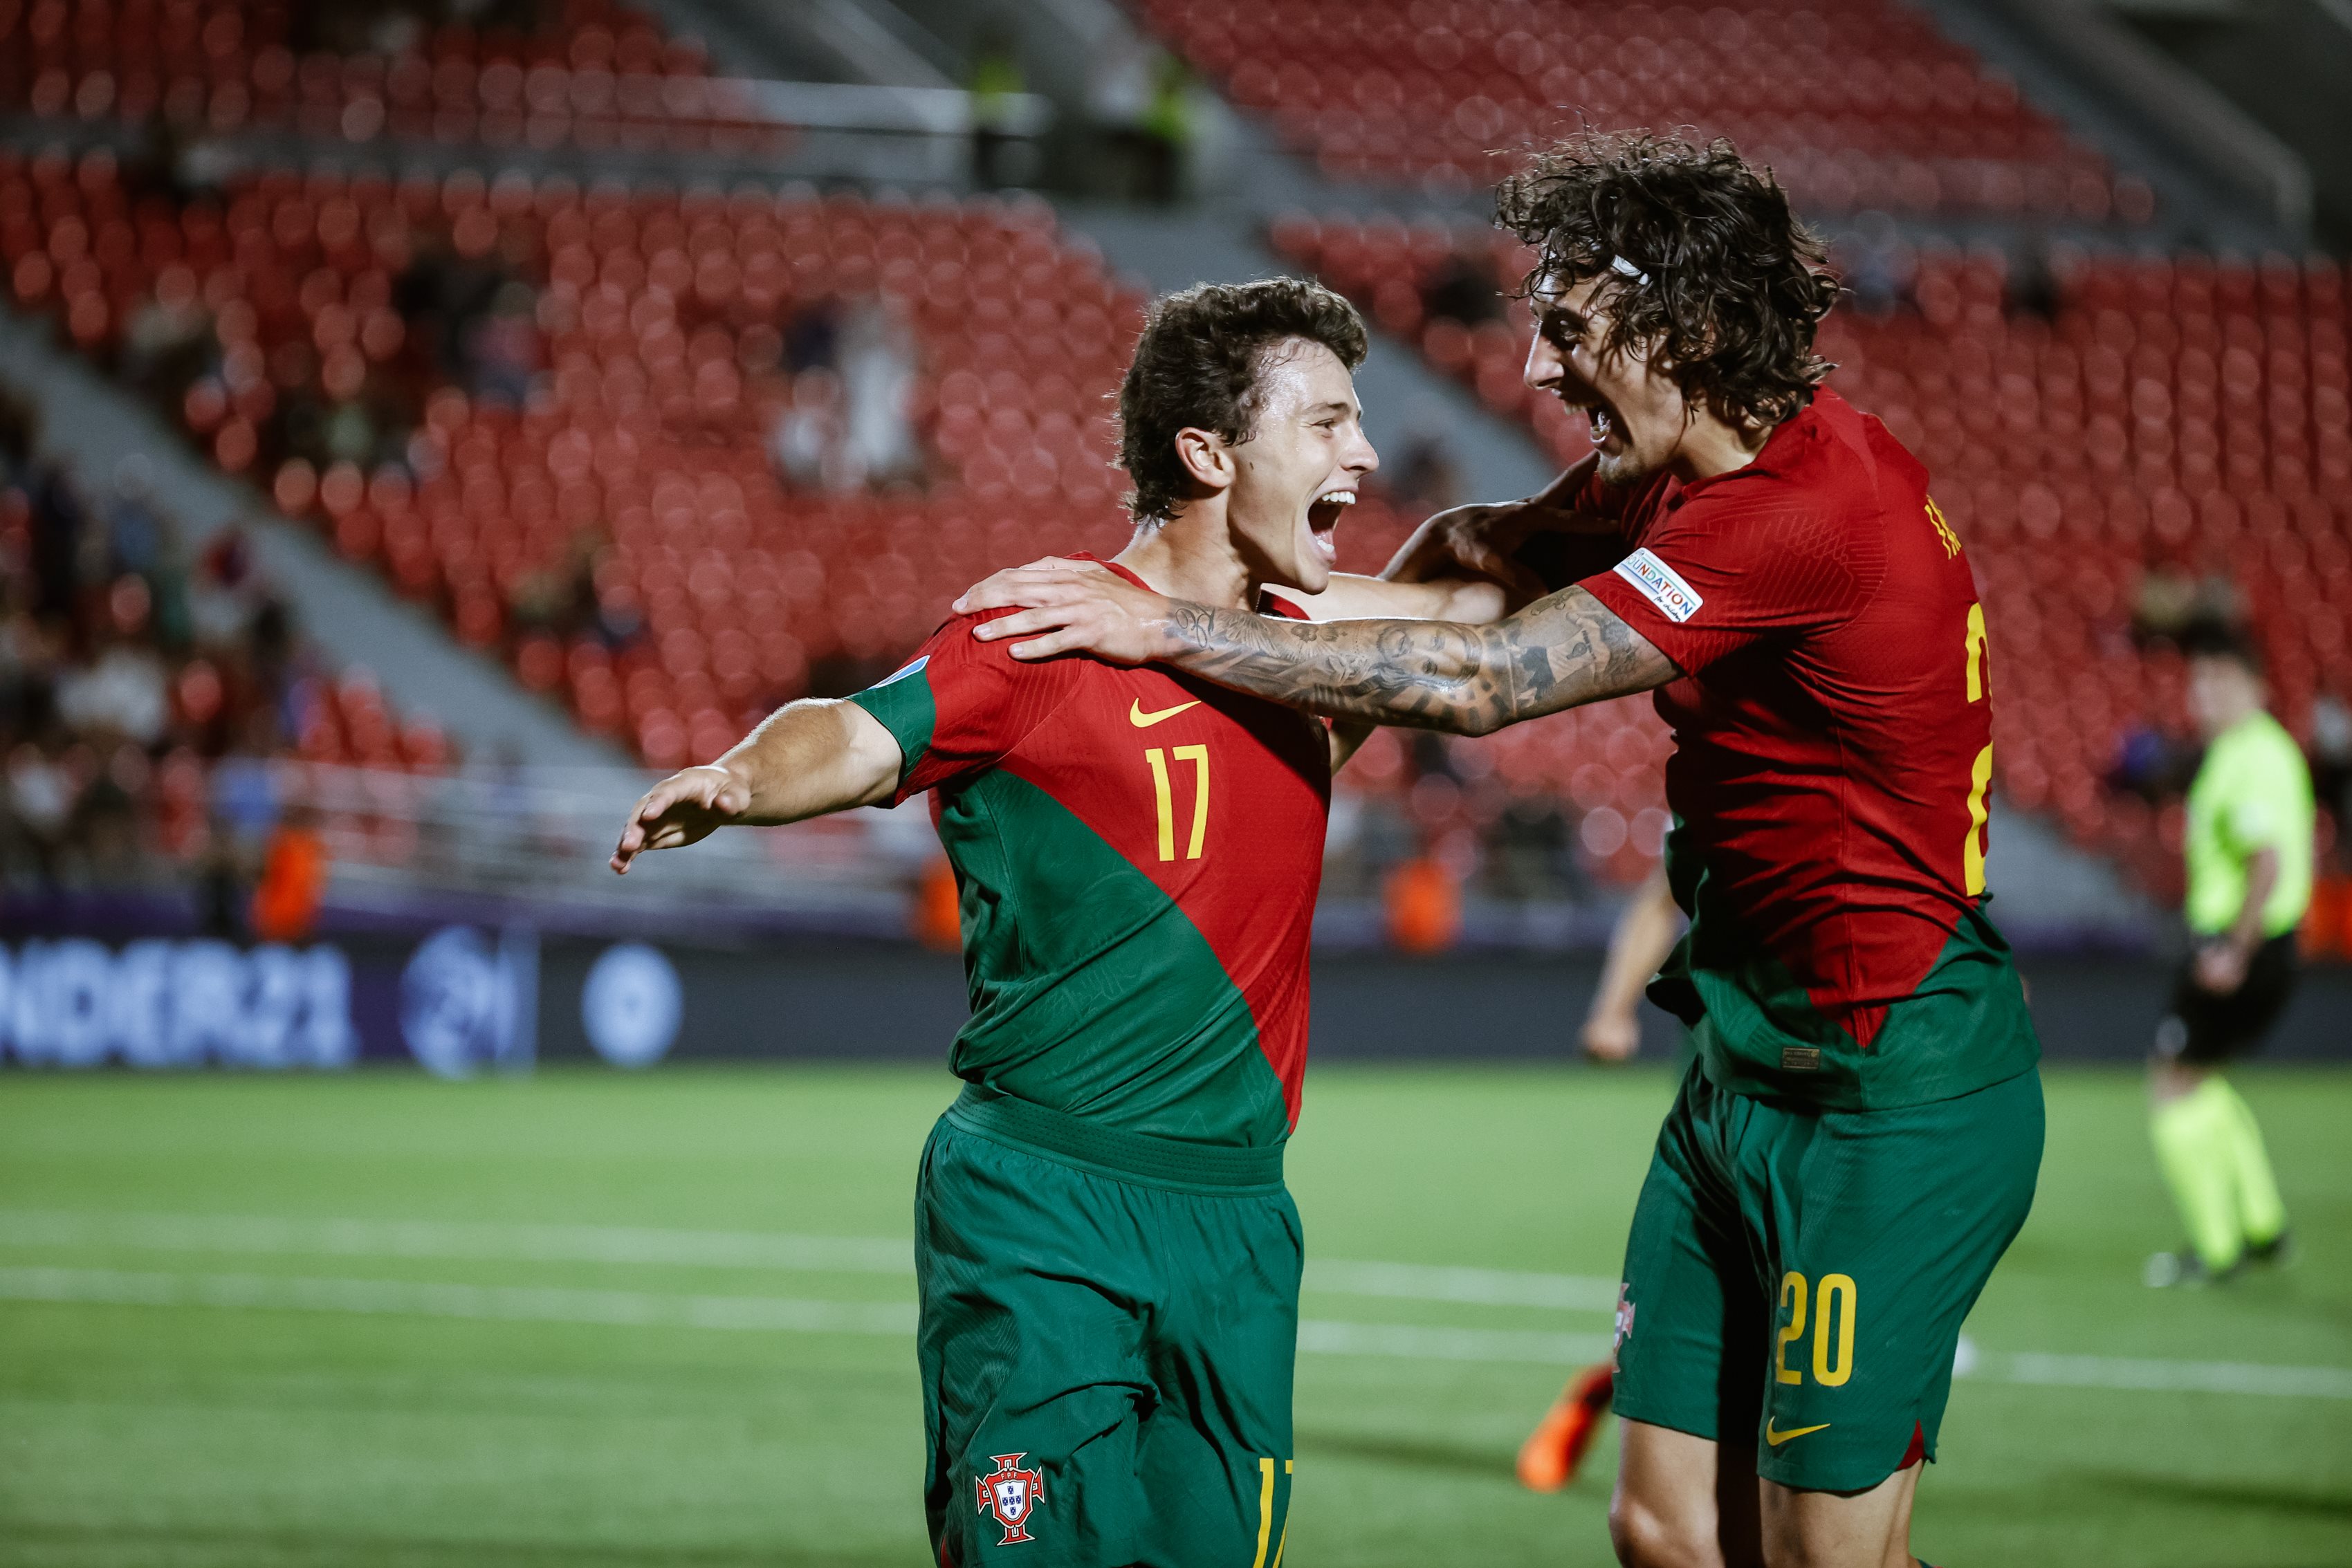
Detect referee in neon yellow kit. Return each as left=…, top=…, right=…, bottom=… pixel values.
left=2145, top=629, right=2315, bottom=1286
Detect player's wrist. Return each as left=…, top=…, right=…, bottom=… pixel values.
left=1148, top=596, right=1215, bottom=661
left=701, top=759, right=757, bottom=812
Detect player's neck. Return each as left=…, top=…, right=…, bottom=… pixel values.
left=2202, top=692, right=2263, bottom=741
left=1670, top=407, right=1776, bottom=483
left=1114, top=502, right=1257, bottom=611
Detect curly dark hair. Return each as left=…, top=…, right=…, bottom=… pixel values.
left=1494, top=131, right=1839, bottom=430
left=1117, top=278, right=1368, bottom=523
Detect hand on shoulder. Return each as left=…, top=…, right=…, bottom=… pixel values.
left=954, top=557, right=1179, bottom=665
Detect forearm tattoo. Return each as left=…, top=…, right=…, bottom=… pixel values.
left=1165, top=587, right=1680, bottom=734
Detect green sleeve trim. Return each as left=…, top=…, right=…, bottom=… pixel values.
left=846, top=658, right=937, bottom=791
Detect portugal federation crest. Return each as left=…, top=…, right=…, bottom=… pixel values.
left=977, top=1452, right=1046, bottom=1545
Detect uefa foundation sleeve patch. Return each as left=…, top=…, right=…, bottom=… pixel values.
left=1613, top=548, right=1705, bottom=624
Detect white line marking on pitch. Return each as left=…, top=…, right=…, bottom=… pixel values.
left=3, top=1260, right=2349, bottom=1401
left=0, top=1210, right=917, bottom=1275
left=0, top=1210, right=1621, bottom=1310
left=0, top=1266, right=918, bottom=1336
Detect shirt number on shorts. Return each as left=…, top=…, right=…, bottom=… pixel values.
left=1774, top=1271, right=1858, bottom=1388
left=1251, top=1455, right=1292, bottom=1568
left=1961, top=603, right=1992, bottom=897
left=1144, top=745, right=1210, bottom=861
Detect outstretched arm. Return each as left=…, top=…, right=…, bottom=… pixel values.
left=611, top=698, right=902, bottom=872
left=959, top=569, right=1679, bottom=736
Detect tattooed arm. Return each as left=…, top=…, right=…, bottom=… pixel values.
left=957, top=566, right=1680, bottom=736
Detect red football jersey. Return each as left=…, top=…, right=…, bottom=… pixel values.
left=850, top=560, right=1331, bottom=1144
left=1573, top=388, right=2038, bottom=1109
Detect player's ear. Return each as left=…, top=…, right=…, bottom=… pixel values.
left=1173, top=427, right=1235, bottom=492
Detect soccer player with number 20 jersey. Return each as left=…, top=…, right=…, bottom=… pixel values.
left=964, top=133, right=2045, bottom=1568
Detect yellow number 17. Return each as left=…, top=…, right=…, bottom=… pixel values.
left=1145, top=746, right=1210, bottom=861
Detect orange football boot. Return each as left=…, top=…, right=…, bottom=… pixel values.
left=1516, top=1363, right=1616, bottom=1492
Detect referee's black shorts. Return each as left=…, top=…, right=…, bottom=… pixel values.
left=2156, top=932, right=2299, bottom=1064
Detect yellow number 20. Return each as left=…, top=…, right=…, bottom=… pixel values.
left=1775, top=1270, right=1858, bottom=1388
left=1961, top=603, right=1992, bottom=897
left=1145, top=746, right=1210, bottom=861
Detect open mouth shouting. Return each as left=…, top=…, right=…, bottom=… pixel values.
left=1581, top=398, right=1622, bottom=452
left=1307, top=487, right=1357, bottom=562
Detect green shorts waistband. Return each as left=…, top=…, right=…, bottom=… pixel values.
left=944, top=1084, right=1286, bottom=1195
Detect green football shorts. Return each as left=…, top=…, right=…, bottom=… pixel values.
left=917, top=1086, right=1301, bottom=1567
left=1613, top=1062, right=2044, bottom=1493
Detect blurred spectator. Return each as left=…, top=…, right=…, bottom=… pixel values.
left=767, top=288, right=921, bottom=494
left=55, top=629, right=169, bottom=747
left=1091, top=38, right=1193, bottom=203
left=464, top=280, right=544, bottom=408
left=969, top=28, right=1035, bottom=190
left=120, top=266, right=214, bottom=402
left=250, top=799, right=330, bottom=943
left=771, top=369, right=844, bottom=490
left=2006, top=234, right=2061, bottom=321
left=2108, top=722, right=2199, bottom=806
left=397, top=239, right=514, bottom=382
left=2132, top=560, right=2243, bottom=649
left=508, top=533, right=610, bottom=645
left=4, top=742, right=75, bottom=881
left=836, top=299, right=921, bottom=489
left=913, top=855, right=962, bottom=950
left=1386, top=856, right=1462, bottom=952
left=782, top=293, right=843, bottom=376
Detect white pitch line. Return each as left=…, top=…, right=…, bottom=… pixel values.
left=1306, top=1260, right=1619, bottom=1312
left=0, top=1266, right=917, bottom=1336
left=1987, top=1351, right=2352, bottom=1400
left=1298, top=1318, right=1616, bottom=1365
left=0, top=1210, right=1621, bottom=1312
left=3, top=1262, right=2349, bottom=1401
left=0, top=1210, right=915, bottom=1275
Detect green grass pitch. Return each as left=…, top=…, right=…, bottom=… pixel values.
left=1, top=1064, right=2347, bottom=1567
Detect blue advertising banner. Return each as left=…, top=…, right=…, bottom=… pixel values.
left=0, top=927, right=695, bottom=1076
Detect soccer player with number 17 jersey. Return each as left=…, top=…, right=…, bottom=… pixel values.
left=962, top=135, right=2044, bottom=1568
left=614, top=278, right=1504, bottom=1565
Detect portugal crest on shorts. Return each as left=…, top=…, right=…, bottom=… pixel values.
left=977, top=1452, right=1045, bottom=1545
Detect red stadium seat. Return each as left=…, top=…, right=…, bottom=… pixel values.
left=1132, top=0, right=2140, bottom=221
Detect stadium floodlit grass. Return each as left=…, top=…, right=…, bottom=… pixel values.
left=0, top=1065, right=2347, bottom=1567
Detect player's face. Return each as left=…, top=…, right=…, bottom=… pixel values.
left=1523, top=273, right=1688, bottom=486
left=2186, top=654, right=2261, bottom=740
left=1226, top=340, right=1379, bottom=593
